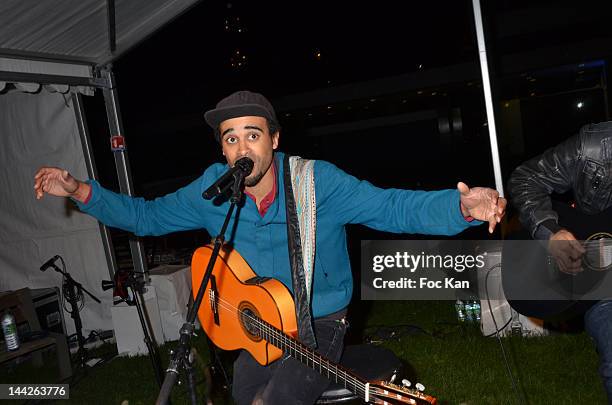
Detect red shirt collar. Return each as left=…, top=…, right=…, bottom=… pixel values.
left=244, top=158, right=277, bottom=217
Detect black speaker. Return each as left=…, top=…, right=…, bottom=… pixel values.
left=31, top=287, right=66, bottom=334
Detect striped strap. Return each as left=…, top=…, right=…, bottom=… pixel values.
left=283, top=154, right=317, bottom=348
left=289, top=156, right=317, bottom=301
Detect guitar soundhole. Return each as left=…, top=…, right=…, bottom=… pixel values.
left=584, top=233, right=612, bottom=271
left=238, top=302, right=262, bottom=342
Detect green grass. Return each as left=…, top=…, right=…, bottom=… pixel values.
left=1, top=301, right=606, bottom=404
left=360, top=301, right=605, bottom=405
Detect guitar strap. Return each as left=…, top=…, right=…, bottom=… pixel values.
left=283, top=154, right=317, bottom=348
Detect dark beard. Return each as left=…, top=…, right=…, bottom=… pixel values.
left=244, top=171, right=265, bottom=187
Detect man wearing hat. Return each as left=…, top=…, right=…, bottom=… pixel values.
left=34, top=90, right=506, bottom=404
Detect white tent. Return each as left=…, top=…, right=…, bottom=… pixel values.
left=0, top=0, right=201, bottom=336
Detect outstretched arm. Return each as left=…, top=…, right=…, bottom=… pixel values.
left=34, top=166, right=211, bottom=236
left=316, top=160, right=505, bottom=236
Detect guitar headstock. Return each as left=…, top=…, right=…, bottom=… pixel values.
left=368, top=380, right=437, bottom=404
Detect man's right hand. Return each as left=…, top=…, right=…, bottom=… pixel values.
left=548, top=229, right=586, bottom=275
left=33, top=167, right=91, bottom=203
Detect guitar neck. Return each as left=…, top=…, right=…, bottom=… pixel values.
left=252, top=317, right=370, bottom=401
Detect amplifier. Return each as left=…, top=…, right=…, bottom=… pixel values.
left=30, top=287, right=66, bottom=335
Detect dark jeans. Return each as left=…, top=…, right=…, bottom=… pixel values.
left=585, top=300, right=612, bottom=404
left=232, top=311, right=348, bottom=405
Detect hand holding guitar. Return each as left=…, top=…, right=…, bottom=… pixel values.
left=548, top=229, right=586, bottom=275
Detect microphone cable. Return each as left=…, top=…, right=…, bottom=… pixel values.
left=58, top=255, right=85, bottom=314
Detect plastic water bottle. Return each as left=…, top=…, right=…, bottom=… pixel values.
left=455, top=299, right=466, bottom=322
left=465, top=300, right=474, bottom=322
left=2, top=311, right=20, bottom=351
left=472, top=299, right=481, bottom=323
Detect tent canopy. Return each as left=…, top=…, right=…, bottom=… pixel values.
left=0, top=0, right=200, bottom=67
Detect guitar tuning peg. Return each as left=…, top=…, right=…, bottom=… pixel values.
left=415, top=383, right=425, bottom=392
left=401, top=379, right=411, bottom=387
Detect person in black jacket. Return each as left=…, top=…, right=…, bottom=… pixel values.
left=508, top=121, right=612, bottom=402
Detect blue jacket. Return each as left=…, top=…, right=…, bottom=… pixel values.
left=77, top=152, right=479, bottom=317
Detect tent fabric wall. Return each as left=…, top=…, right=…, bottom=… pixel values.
left=0, top=0, right=202, bottom=339
left=0, top=90, right=112, bottom=334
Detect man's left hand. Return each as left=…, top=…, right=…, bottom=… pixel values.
left=457, top=182, right=506, bottom=233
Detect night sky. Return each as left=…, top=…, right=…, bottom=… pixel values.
left=82, top=0, right=612, bottom=210
left=84, top=1, right=477, bottom=191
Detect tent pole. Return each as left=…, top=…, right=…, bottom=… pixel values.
left=472, top=0, right=529, bottom=348
left=99, top=66, right=149, bottom=280
left=471, top=0, right=505, bottom=197
left=72, top=92, right=119, bottom=280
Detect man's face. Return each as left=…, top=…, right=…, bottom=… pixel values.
left=219, top=116, right=279, bottom=187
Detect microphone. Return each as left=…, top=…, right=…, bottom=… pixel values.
left=202, top=157, right=254, bottom=200
left=40, top=255, right=60, bottom=272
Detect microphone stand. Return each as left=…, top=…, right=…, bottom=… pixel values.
left=156, top=170, right=246, bottom=405
left=49, top=260, right=101, bottom=370
left=101, top=272, right=165, bottom=388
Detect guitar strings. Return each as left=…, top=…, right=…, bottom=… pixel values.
left=205, top=294, right=369, bottom=398
left=215, top=288, right=428, bottom=402
left=210, top=299, right=369, bottom=398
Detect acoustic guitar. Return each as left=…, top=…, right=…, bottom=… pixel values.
left=502, top=202, right=612, bottom=319
left=191, top=245, right=437, bottom=405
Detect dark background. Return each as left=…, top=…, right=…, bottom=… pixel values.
left=80, top=0, right=612, bottom=264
